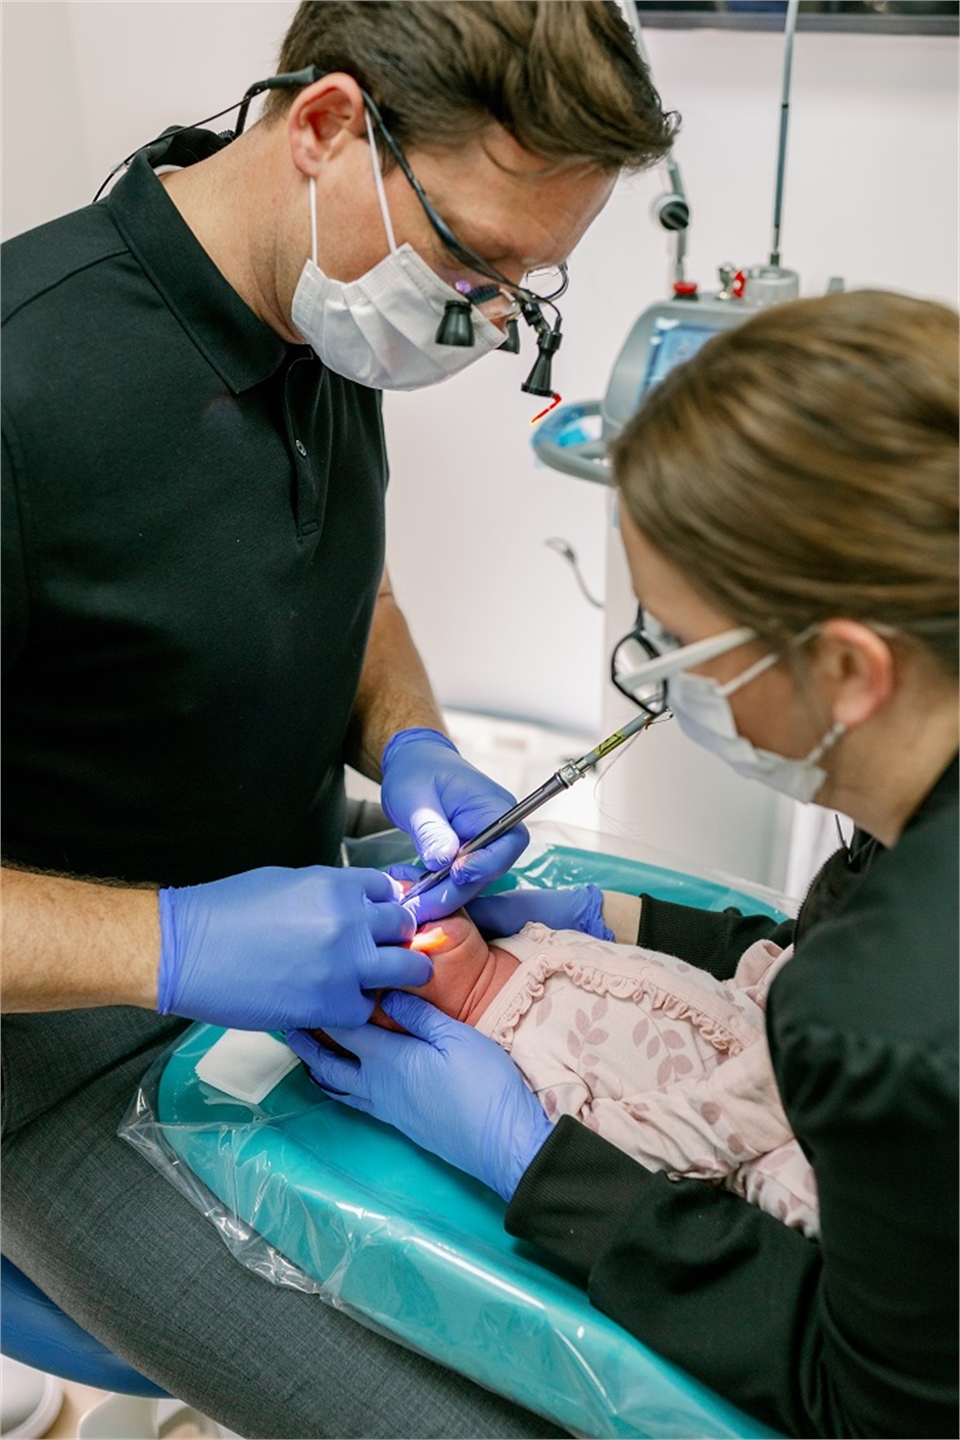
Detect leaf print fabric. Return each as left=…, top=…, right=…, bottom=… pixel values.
left=476, top=925, right=818, bottom=1237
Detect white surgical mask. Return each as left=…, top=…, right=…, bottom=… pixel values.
left=668, top=640, right=846, bottom=804
left=291, top=110, right=504, bottom=391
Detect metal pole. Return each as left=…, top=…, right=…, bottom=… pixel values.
left=770, top=0, right=801, bottom=266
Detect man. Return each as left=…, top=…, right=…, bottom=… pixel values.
left=1, top=4, right=673, bottom=1434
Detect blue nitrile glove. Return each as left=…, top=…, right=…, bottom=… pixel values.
left=158, top=866, right=427, bottom=1032
left=286, top=991, right=554, bottom=1202
left=466, top=884, right=615, bottom=942
left=380, top=727, right=529, bottom=921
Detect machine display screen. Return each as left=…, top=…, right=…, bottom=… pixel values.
left=637, top=318, right=721, bottom=402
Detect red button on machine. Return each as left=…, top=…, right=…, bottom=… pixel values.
left=672, top=280, right=699, bottom=299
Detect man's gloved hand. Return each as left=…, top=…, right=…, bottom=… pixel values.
left=158, top=866, right=426, bottom=1032
left=286, top=991, right=554, bottom=1202
left=380, top=728, right=528, bottom=921
left=466, top=885, right=615, bottom=942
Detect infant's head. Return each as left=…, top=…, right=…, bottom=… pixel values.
left=376, top=908, right=494, bottom=1028
left=310, top=899, right=519, bottom=1049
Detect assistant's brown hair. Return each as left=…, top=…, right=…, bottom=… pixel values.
left=611, top=290, right=959, bottom=674
left=264, top=0, right=676, bottom=170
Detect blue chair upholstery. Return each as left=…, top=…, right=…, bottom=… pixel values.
left=0, top=1255, right=168, bottom=1398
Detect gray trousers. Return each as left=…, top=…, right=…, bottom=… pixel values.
left=1, top=1007, right=566, bottom=1439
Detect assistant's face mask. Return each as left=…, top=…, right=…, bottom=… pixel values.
left=667, top=631, right=846, bottom=804
left=291, top=110, right=504, bottom=390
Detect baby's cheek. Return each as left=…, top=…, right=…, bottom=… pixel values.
left=394, top=973, right=444, bottom=1003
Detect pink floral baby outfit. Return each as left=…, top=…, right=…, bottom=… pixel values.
left=478, top=924, right=819, bottom=1237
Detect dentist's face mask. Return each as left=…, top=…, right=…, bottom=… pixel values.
left=291, top=110, right=505, bottom=390
left=614, top=618, right=845, bottom=803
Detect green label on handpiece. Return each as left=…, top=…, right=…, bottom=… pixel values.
left=595, top=732, right=626, bottom=759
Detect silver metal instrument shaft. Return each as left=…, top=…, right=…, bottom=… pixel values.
left=401, top=710, right=655, bottom=905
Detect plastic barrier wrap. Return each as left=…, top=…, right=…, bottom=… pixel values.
left=121, top=833, right=791, bottom=1439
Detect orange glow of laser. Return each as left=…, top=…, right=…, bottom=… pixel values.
left=409, top=927, right=448, bottom=954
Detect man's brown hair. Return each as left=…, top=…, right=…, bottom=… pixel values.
left=265, top=0, right=676, bottom=170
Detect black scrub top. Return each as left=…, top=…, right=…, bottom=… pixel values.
left=2, top=130, right=388, bottom=886
left=507, top=755, right=959, bottom=1438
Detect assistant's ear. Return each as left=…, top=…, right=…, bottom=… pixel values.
left=814, top=619, right=896, bottom=730
left=287, top=72, right=368, bottom=178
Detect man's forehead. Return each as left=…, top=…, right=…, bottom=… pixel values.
left=438, top=207, right=550, bottom=267
left=410, top=132, right=605, bottom=196
left=408, top=136, right=613, bottom=267
left=416, top=118, right=599, bottom=174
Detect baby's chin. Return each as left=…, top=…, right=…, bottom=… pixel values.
left=411, top=910, right=474, bottom=955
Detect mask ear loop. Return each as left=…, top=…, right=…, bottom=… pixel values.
left=793, top=621, right=847, bottom=763
left=718, top=620, right=825, bottom=699
left=805, top=720, right=847, bottom=765
left=364, top=107, right=397, bottom=254
left=307, top=110, right=395, bottom=268
left=718, top=651, right=778, bottom=698
left=308, top=177, right=319, bottom=266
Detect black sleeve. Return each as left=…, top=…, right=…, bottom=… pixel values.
left=508, top=1075, right=955, bottom=1440
left=1, top=424, right=29, bottom=676
left=638, top=894, right=795, bottom=980
left=507, top=1117, right=820, bottom=1437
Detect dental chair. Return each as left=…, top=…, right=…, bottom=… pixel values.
left=128, top=828, right=791, bottom=1440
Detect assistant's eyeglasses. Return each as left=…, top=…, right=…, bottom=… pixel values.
left=610, top=608, right=678, bottom=717
left=611, top=607, right=758, bottom=715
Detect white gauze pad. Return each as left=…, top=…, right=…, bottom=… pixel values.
left=195, top=1029, right=300, bottom=1104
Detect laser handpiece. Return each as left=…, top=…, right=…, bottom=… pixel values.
left=401, top=710, right=657, bottom=906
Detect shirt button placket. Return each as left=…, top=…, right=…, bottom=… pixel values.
left=284, top=353, right=322, bottom=536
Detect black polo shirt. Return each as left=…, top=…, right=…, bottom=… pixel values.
left=2, top=131, right=388, bottom=886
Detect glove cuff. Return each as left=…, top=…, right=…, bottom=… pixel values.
left=381, top=727, right=458, bottom=772
left=583, top=884, right=616, bottom=943
left=504, top=1104, right=555, bottom=1203
left=156, top=887, right=179, bottom=1015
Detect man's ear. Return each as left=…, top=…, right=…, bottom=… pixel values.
left=814, top=618, right=895, bottom=730
left=287, top=72, right=368, bottom=178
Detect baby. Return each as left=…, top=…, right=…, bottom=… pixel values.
left=325, top=903, right=819, bottom=1238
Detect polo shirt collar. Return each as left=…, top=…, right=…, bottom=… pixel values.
left=105, top=129, right=294, bottom=393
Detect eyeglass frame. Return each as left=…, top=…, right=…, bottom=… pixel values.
left=610, top=606, right=757, bottom=717
left=359, top=89, right=569, bottom=308
left=234, top=68, right=570, bottom=312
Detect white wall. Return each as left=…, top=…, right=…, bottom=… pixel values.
left=3, top=3, right=957, bottom=885
left=1, top=3, right=293, bottom=240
